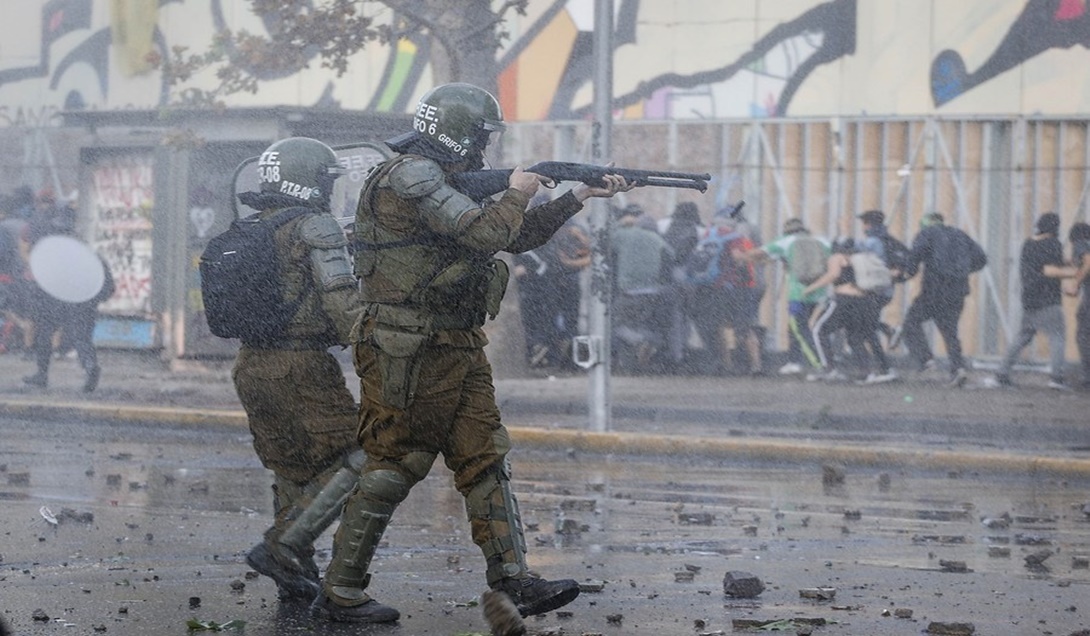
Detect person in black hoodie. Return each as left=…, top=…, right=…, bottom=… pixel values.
left=996, top=212, right=1076, bottom=389
left=900, top=212, right=988, bottom=388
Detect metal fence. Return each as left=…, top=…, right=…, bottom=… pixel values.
left=502, top=117, right=1090, bottom=365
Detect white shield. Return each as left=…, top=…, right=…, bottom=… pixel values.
left=28, top=235, right=106, bottom=303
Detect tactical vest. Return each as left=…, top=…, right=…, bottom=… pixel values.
left=268, top=210, right=339, bottom=347
left=353, top=156, right=508, bottom=331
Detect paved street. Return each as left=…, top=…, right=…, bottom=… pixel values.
left=0, top=350, right=1089, bottom=635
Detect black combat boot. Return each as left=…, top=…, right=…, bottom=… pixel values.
left=492, top=575, right=580, bottom=617
left=309, top=589, right=400, bottom=623
left=245, top=541, right=319, bottom=602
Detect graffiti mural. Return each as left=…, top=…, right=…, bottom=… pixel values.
left=87, top=153, right=154, bottom=316
left=931, top=0, right=1090, bottom=106
left=2, top=0, right=1090, bottom=122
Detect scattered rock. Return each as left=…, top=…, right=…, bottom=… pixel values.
left=799, top=587, right=836, bottom=600
left=926, top=621, right=975, bottom=635
left=606, top=614, right=623, bottom=624
left=913, top=535, right=966, bottom=544
left=674, top=570, right=695, bottom=582
left=31, top=609, right=49, bottom=622
left=939, top=559, right=970, bottom=573
left=117, top=606, right=128, bottom=615
left=1014, top=533, right=1051, bottom=546
left=105, top=474, right=122, bottom=486
left=229, top=579, right=245, bottom=592
left=578, top=580, right=605, bottom=593
left=678, top=512, right=715, bottom=525
left=980, top=514, right=1011, bottom=529
left=93, top=624, right=107, bottom=632
left=822, top=464, right=845, bottom=486
left=1024, top=549, right=1053, bottom=567
left=894, top=608, right=914, bottom=619
left=58, top=508, right=94, bottom=524
left=742, top=525, right=758, bottom=536
left=559, top=499, right=596, bottom=511
left=987, top=546, right=1011, bottom=558
left=555, top=518, right=584, bottom=535
left=188, top=596, right=201, bottom=609
left=1071, top=554, right=1089, bottom=569
left=723, top=571, right=764, bottom=598
left=843, top=509, right=862, bottom=520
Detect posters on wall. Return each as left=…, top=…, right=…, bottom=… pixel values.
left=87, top=152, right=153, bottom=317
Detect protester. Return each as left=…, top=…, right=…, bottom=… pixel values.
left=900, top=212, right=988, bottom=387
left=203, top=137, right=366, bottom=602
left=21, top=246, right=113, bottom=392
left=741, top=217, right=829, bottom=376
left=804, top=239, right=895, bottom=384
left=686, top=211, right=761, bottom=375
left=512, top=195, right=589, bottom=371
left=1065, top=221, right=1090, bottom=390
left=610, top=203, right=674, bottom=373
left=855, top=210, right=909, bottom=346
left=312, top=83, right=633, bottom=624
left=995, top=212, right=1077, bottom=389
left=660, top=202, right=704, bottom=370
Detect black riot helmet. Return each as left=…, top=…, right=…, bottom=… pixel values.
left=393, top=83, right=505, bottom=169
left=256, top=137, right=346, bottom=211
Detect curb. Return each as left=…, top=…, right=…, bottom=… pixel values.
left=3, top=399, right=1090, bottom=478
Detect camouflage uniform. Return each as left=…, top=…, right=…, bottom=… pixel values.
left=231, top=206, right=361, bottom=585
left=316, top=154, right=585, bottom=618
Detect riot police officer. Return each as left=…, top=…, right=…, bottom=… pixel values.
left=310, top=83, right=632, bottom=623
left=224, top=137, right=364, bottom=601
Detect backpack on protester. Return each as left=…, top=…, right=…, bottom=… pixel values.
left=787, top=235, right=827, bottom=284
left=684, top=230, right=741, bottom=287
left=200, top=208, right=313, bottom=343
left=850, top=250, right=893, bottom=292
left=877, top=233, right=912, bottom=281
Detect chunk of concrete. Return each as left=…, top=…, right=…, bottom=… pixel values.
left=722, top=571, right=764, bottom=598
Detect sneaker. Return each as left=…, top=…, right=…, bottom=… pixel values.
left=493, top=575, right=580, bottom=618
left=778, top=362, right=803, bottom=375
left=246, top=542, right=320, bottom=602
left=948, top=367, right=969, bottom=389
left=887, top=326, right=903, bottom=350
left=83, top=366, right=101, bottom=393
left=860, top=370, right=898, bottom=385
left=1048, top=379, right=1071, bottom=391
left=310, top=590, right=400, bottom=623
left=22, top=374, right=47, bottom=388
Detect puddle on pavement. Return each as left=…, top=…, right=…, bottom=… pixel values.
left=2, top=415, right=1089, bottom=634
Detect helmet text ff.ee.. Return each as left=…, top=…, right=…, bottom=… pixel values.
left=413, top=83, right=505, bottom=162
left=257, top=137, right=346, bottom=210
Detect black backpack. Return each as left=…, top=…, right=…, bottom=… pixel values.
left=200, top=208, right=313, bottom=343
left=878, top=233, right=912, bottom=281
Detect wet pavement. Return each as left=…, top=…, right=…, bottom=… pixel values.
left=2, top=411, right=1090, bottom=636
left=1, top=350, right=1090, bottom=634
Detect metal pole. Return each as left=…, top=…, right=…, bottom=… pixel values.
left=587, top=0, right=613, bottom=432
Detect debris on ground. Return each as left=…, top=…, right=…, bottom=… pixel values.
left=723, top=571, right=764, bottom=598
left=185, top=618, right=246, bottom=632
left=980, top=513, right=1011, bottom=529
left=732, top=617, right=827, bottom=631
left=578, top=580, right=605, bottom=592
left=1024, top=549, right=1053, bottom=567
left=31, top=609, right=49, bottom=622
left=821, top=464, right=845, bottom=486
left=939, top=559, right=971, bottom=573
left=678, top=512, right=715, bottom=525
left=988, top=546, right=1011, bottom=558
left=925, top=621, right=975, bottom=635
left=799, top=587, right=836, bottom=600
